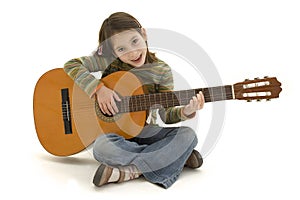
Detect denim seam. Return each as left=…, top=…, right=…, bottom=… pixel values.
left=132, top=156, right=177, bottom=188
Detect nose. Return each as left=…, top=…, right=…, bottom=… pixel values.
left=127, top=50, right=139, bottom=59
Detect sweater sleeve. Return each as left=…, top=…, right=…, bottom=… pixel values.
left=63, top=53, right=108, bottom=97
left=158, top=64, right=195, bottom=124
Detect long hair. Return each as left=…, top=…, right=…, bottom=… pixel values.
left=98, top=12, right=157, bottom=64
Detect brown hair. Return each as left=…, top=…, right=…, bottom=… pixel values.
left=98, top=12, right=157, bottom=63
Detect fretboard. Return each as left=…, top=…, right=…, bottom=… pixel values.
left=117, top=85, right=233, bottom=113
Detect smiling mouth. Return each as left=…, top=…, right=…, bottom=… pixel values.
left=132, top=54, right=142, bottom=62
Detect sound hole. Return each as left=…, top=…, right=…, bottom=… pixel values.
left=94, top=101, right=121, bottom=123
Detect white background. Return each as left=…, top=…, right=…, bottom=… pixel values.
left=1, top=0, right=299, bottom=199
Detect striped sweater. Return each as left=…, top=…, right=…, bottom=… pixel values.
left=63, top=52, right=194, bottom=125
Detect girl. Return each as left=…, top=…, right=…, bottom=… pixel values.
left=64, top=12, right=205, bottom=189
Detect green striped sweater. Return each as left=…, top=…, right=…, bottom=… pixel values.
left=63, top=52, right=194, bottom=125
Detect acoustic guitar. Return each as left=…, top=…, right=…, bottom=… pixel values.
left=33, top=68, right=282, bottom=156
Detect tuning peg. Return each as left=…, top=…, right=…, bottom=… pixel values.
left=254, top=77, right=259, bottom=80
left=247, top=100, right=252, bottom=102
left=256, top=99, right=261, bottom=102
left=244, top=78, right=249, bottom=81
left=264, top=76, right=269, bottom=78
left=266, top=99, right=271, bottom=101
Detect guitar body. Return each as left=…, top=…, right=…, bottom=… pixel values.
left=33, top=68, right=146, bottom=156
left=34, top=68, right=282, bottom=156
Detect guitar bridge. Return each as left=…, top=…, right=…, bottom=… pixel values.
left=61, top=88, right=72, bottom=134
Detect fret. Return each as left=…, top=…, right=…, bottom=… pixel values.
left=139, top=95, right=142, bottom=111
left=144, top=94, right=148, bottom=110
left=147, top=94, right=152, bottom=109
left=143, top=94, right=147, bottom=110
left=150, top=93, right=154, bottom=108
left=182, top=90, right=187, bottom=105
left=135, top=95, right=139, bottom=111
left=162, top=93, right=167, bottom=107
left=227, top=85, right=233, bottom=99
left=126, top=96, right=130, bottom=112
left=210, top=87, right=215, bottom=102
left=159, top=92, right=162, bottom=106
left=148, top=93, right=151, bottom=108
left=128, top=96, right=131, bottom=112
left=118, top=99, right=123, bottom=113
left=167, top=92, right=176, bottom=107
left=139, top=95, right=142, bottom=110
left=170, top=93, right=176, bottom=106
left=135, top=96, right=138, bottom=111
left=131, top=95, right=135, bottom=112
left=189, top=89, right=196, bottom=102
left=221, top=86, right=225, bottom=100
left=165, top=93, right=169, bottom=107
left=125, top=96, right=130, bottom=112
left=130, top=95, right=135, bottom=112
left=139, top=95, right=143, bottom=111
left=174, top=91, right=182, bottom=105
left=154, top=92, right=160, bottom=107
left=181, top=90, right=187, bottom=105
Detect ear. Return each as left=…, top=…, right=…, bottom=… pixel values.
left=141, top=28, right=148, bottom=41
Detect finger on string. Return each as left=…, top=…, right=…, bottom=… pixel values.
left=99, top=103, right=107, bottom=115
left=102, top=103, right=112, bottom=115
left=111, top=99, right=119, bottom=113
left=188, top=99, right=193, bottom=108
left=190, top=98, right=194, bottom=107
left=200, top=91, right=205, bottom=103
left=196, top=93, right=201, bottom=101
left=106, top=103, right=115, bottom=115
left=193, top=96, right=197, bottom=105
left=197, top=95, right=201, bottom=109
left=113, top=91, right=121, bottom=102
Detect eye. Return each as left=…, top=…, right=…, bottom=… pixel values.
left=132, top=38, right=139, bottom=45
left=117, top=47, right=125, bottom=53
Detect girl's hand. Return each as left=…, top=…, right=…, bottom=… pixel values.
left=95, top=85, right=121, bottom=115
left=183, top=91, right=205, bottom=117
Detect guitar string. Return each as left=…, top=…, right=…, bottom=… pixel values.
left=120, top=93, right=234, bottom=104
left=66, top=94, right=235, bottom=113
left=68, top=87, right=234, bottom=112
left=66, top=94, right=234, bottom=109
left=119, top=93, right=233, bottom=112
left=123, top=91, right=233, bottom=103
left=120, top=87, right=233, bottom=102
left=68, top=93, right=233, bottom=105
left=62, top=84, right=275, bottom=113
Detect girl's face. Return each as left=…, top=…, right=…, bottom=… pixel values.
left=111, top=29, right=147, bottom=68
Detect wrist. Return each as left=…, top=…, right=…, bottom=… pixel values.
left=181, top=107, right=196, bottom=119
left=91, top=82, right=104, bottom=97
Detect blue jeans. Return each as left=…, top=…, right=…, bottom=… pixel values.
left=93, top=125, right=198, bottom=188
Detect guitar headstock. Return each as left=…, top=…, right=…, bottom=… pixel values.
left=233, top=76, right=282, bottom=101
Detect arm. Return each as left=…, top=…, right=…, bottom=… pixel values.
left=64, top=54, right=108, bottom=97
left=64, top=54, right=120, bottom=115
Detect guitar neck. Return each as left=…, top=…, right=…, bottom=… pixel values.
left=117, top=85, right=234, bottom=113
